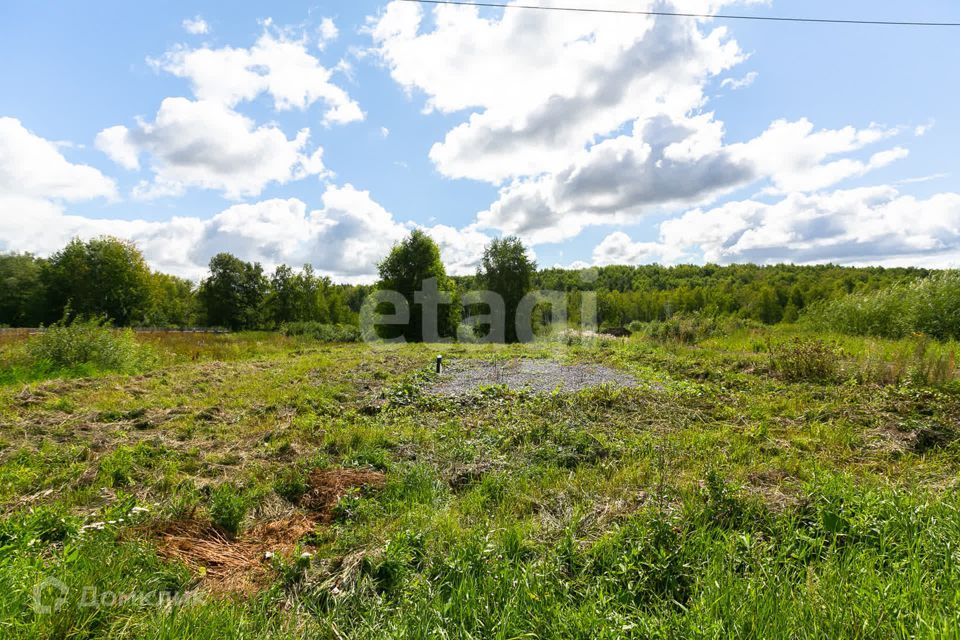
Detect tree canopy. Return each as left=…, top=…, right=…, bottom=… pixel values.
left=43, top=237, right=152, bottom=325
left=376, top=229, right=458, bottom=342
left=477, top=236, right=536, bottom=343
left=198, top=253, right=269, bottom=330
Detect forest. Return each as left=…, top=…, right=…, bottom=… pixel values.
left=0, top=235, right=938, bottom=333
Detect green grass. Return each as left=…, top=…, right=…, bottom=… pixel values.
left=0, top=328, right=958, bottom=638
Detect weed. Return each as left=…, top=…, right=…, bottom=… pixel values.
left=209, top=484, right=248, bottom=537
left=769, top=337, right=844, bottom=383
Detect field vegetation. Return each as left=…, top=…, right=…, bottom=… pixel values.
left=1, top=320, right=959, bottom=638
left=2, top=232, right=960, bottom=637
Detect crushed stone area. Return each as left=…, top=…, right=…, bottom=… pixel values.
left=427, top=358, right=637, bottom=397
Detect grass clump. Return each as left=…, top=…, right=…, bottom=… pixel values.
left=769, top=337, right=844, bottom=383
left=208, top=484, right=248, bottom=537
left=280, top=322, right=360, bottom=342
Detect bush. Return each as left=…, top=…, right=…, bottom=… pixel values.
left=25, top=317, right=154, bottom=373
left=805, top=271, right=960, bottom=340
left=280, top=322, right=360, bottom=342
left=769, top=338, right=844, bottom=383
left=637, top=314, right=755, bottom=345
left=209, top=484, right=248, bottom=537
left=642, top=314, right=720, bottom=345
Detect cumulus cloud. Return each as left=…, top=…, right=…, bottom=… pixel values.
left=1, top=117, right=116, bottom=201
left=0, top=177, right=491, bottom=281
left=476, top=114, right=907, bottom=244
left=154, top=25, right=362, bottom=123
left=729, top=118, right=906, bottom=193
left=97, top=19, right=361, bottom=199
left=182, top=16, right=209, bottom=35
left=99, top=98, right=327, bottom=199
left=649, top=187, right=960, bottom=267
left=370, top=0, right=744, bottom=184
left=420, top=223, right=491, bottom=276
left=477, top=114, right=755, bottom=243
left=95, top=125, right=140, bottom=171
left=370, top=1, right=911, bottom=248
left=592, top=231, right=685, bottom=266
left=0, top=119, right=123, bottom=264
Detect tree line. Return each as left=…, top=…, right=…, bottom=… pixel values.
left=0, top=238, right=361, bottom=330
left=0, top=234, right=934, bottom=336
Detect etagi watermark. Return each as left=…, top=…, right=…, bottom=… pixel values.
left=359, top=272, right=600, bottom=344
left=32, top=577, right=201, bottom=614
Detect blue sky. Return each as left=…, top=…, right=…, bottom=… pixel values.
left=1, top=0, right=959, bottom=281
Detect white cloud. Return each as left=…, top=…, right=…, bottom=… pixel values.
left=476, top=113, right=754, bottom=243
left=915, top=120, right=935, bottom=137
left=0, top=178, right=492, bottom=281
left=655, top=186, right=960, bottom=267
left=370, top=1, right=909, bottom=250
left=99, top=98, right=327, bottom=200
left=182, top=16, right=210, bottom=35
left=720, top=70, right=758, bottom=90
left=154, top=25, right=362, bottom=124
left=318, top=18, right=339, bottom=47
left=420, top=223, right=491, bottom=276
left=729, top=118, right=906, bottom=193
left=476, top=114, right=907, bottom=244
left=370, top=0, right=745, bottom=184
left=0, top=117, right=116, bottom=201
left=592, top=231, right=684, bottom=266
left=380, top=126, right=390, bottom=138
left=95, top=125, right=140, bottom=170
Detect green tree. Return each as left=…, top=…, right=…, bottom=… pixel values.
left=198, top=253, right=268, bottom=330
left=144, top=272, right=198, bottom=327
left=747, top=286, right=784, bottom=325
left=43, top=237, right=152, bottom=325
left=477, top=236, right=536, bottom=343
left=0, top=253, right=47, bottom=327
left=376, top=230, right=456, bottom=342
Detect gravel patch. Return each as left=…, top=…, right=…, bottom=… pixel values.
left=427, top=358, right=637, bottom=397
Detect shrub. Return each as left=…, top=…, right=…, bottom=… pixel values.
left=25, top=317, right=154, bottom=374
left=209, top=483, right=248, bottom=537
left=643, top=313, right=720, bottom=345
left=805, top=271, right=960, bottom=340
left=769, top=338, right=844, bottom=383
left=280, top=322, right=360, bottom=342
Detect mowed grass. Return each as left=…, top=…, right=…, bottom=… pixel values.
left=0, top=330, right=959, bottom=638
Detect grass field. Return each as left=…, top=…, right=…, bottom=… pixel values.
left=1, top=328, right=959, bottom=638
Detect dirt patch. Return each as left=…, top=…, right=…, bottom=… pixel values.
left=745, top=469, right=801, bottom=512
left=148, top=469, right=385, bottom=595
left=153, top=515, right=316, bottom=595
left=302, top=468, right=386, bottom=521
left=427, top=358, right=637, bottom=397
left=868, top=421, right=958, bottom=455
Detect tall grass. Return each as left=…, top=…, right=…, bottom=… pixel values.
left=0, top=318, right=156, bottom=384
left=280, top=322, right=360, bottom=343
left=631, top=314, right=756, bottom=345
left=806, top=270, right=960, bottom=340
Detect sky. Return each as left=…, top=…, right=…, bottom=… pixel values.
left=1, top=0, right=959, bottom=282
